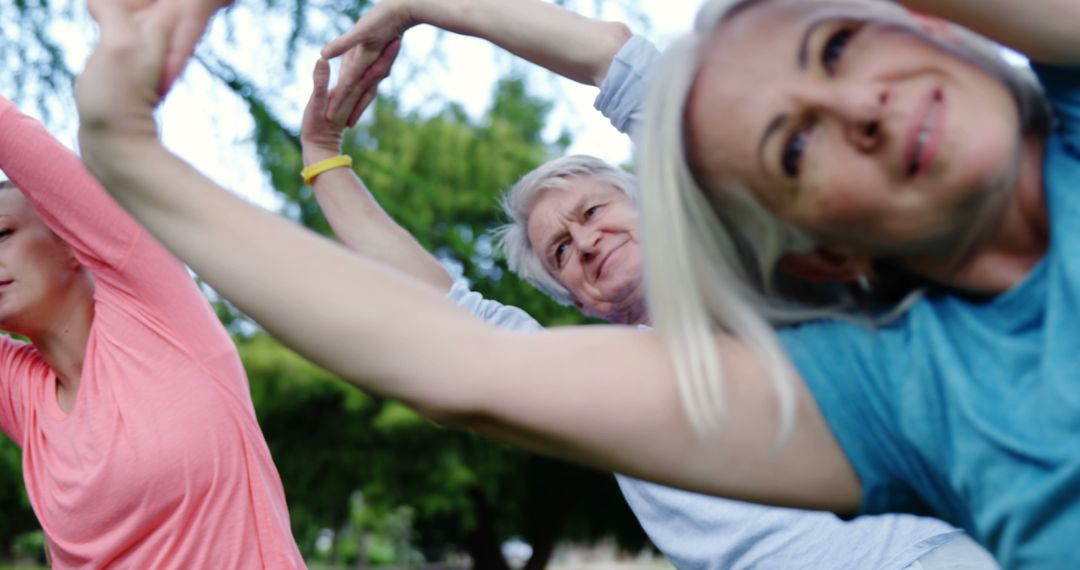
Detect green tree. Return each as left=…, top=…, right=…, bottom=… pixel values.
left=1, top=0, right=655, bottom=566
left=237, top=76, right=649, bottom=567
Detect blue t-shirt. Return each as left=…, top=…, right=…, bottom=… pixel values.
left=783, top=64, right=1080, bottom=568
left=449, top=281, right=969, bottom=569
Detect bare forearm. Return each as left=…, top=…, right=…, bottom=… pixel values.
left=898, top=0, right=1080, bottom=63
left=83, top=132, right=480, bottom=406
left=82, top=133, right=858, bottom=513
left=403, top=0, right=631, bottom=86
left=303, top=148, right=453, bottom=291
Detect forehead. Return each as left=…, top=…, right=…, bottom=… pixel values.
left=525, top=177, right=629, bottom=241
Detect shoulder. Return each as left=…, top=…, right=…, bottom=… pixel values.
left=446, top=280, right=544, bottom=332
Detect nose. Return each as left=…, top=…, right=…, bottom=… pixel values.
left=795, top=83, right=887, bottom=152
left=569, top=225, right=602, bottom=264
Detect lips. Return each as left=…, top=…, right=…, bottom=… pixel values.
left=904, top=88, right=945, bottom=180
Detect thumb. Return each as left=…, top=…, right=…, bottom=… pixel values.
left=306, top=57, right=331, bottom=113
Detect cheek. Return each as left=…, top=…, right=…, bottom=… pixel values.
left=941, top=70, right=1021, bottom=184
left=801, top=170, right=888, bottom=228
left=24, top=243, right=73, bottom=288
left=560, top=264, right=586, bottom=291
left=949, top=120, right=1018, bottom=191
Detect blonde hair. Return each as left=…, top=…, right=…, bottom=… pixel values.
left=636, top=0, right=1051, bottom=439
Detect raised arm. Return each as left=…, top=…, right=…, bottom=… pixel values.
left=300, top=55, right=452, bottom=291
left=897, top=0, right=1080, bottom=64
left=321, top=0, right=631, bottom=116
left=77, top=0, right=860, bottom=514
left=0, top=95, right=145, bottom=270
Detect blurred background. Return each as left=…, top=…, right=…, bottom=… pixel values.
left=0, top=0, right=697, bottom=567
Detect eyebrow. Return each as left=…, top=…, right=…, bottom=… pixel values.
left=797, top=18, right=830, bottom=69
left=544, top=194, right=589, bottom=266
left=756, top=18, right=829, bottom=176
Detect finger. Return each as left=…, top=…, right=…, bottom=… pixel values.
left=141, top=2, right=179, bottom=99
left=304, top=57, right=331, bottom=122
left=371, top=37, right=402, bottom=77
left=328, top=63, right=368, bottom=125
left=322, top=23, right=369, bottom=60
left=312, top=57, right=331, bottom=104
left=328, top=37, right=401, bottom=119
left=328, top=45, right=381, bottom=118
left=347, top=89, right=377, bottom=128
left=160, top=0, right=220, bottom=93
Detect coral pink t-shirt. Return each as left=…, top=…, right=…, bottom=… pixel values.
left=0, top=99, right=305, bottom=567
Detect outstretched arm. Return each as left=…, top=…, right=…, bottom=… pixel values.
left=897, top=0, right=1080, bottom=64
left=77, top=0, right=860, bottom=514
left=300, top=55, right=453, bottom=291
left=321, top=0, right=631, bottom=116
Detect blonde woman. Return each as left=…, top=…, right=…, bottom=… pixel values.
left=76, top=0, right=1078, bottom=566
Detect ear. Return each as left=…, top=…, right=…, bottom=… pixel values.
left=777, top=248, right=872, bottom=283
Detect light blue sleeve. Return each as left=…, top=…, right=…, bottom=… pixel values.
left=446, top=280, right=543, bottom=332
left=616, top=474, right=964, bottom=570
left=594, top=35, right=660, bottom=136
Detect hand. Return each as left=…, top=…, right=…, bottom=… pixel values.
left=301, top=40, right=401, bottom=163
left=301, top=58, right=359, bottom=160
left=320, top=0, right=412, bottom=119
left=78, top=0, right=172, bottom=139
left=159, top=0, right=229, bottom=93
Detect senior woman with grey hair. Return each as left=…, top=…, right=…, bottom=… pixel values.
left=76, top=0, right=1078, bottom=566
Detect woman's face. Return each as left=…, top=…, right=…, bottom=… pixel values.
left=0, top=187, right=81, bottom=333
left=686, top=0, right=1021, bottom=258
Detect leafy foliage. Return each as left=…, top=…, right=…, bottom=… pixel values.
left=1, top=0, right=654, bottom=565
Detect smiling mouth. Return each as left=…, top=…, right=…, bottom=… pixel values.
left=906, top=89, right=944, bottom=179
left=595, top=244, right=624, bottom=281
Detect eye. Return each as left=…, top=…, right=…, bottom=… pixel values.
left=584, top=205, right=600, bottom=220
left=0, top=229, right=12, bottom=241
left=820, top=27, right=854, bottom=74
left=554, top=241, right=569, bottom=267
left=781, top=126, right=810, bottom=178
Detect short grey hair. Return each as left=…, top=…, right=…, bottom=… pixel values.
left=492, top=155, right=638, bottom=305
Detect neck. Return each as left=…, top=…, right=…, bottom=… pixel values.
left=900, top=136, right=1047, bottom=294
left=28, top=273, right=95, bottom=404
left=606, top=301, right=650, bottom=326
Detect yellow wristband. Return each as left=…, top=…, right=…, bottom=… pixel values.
left=301, top=155, right=353, bottom=185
